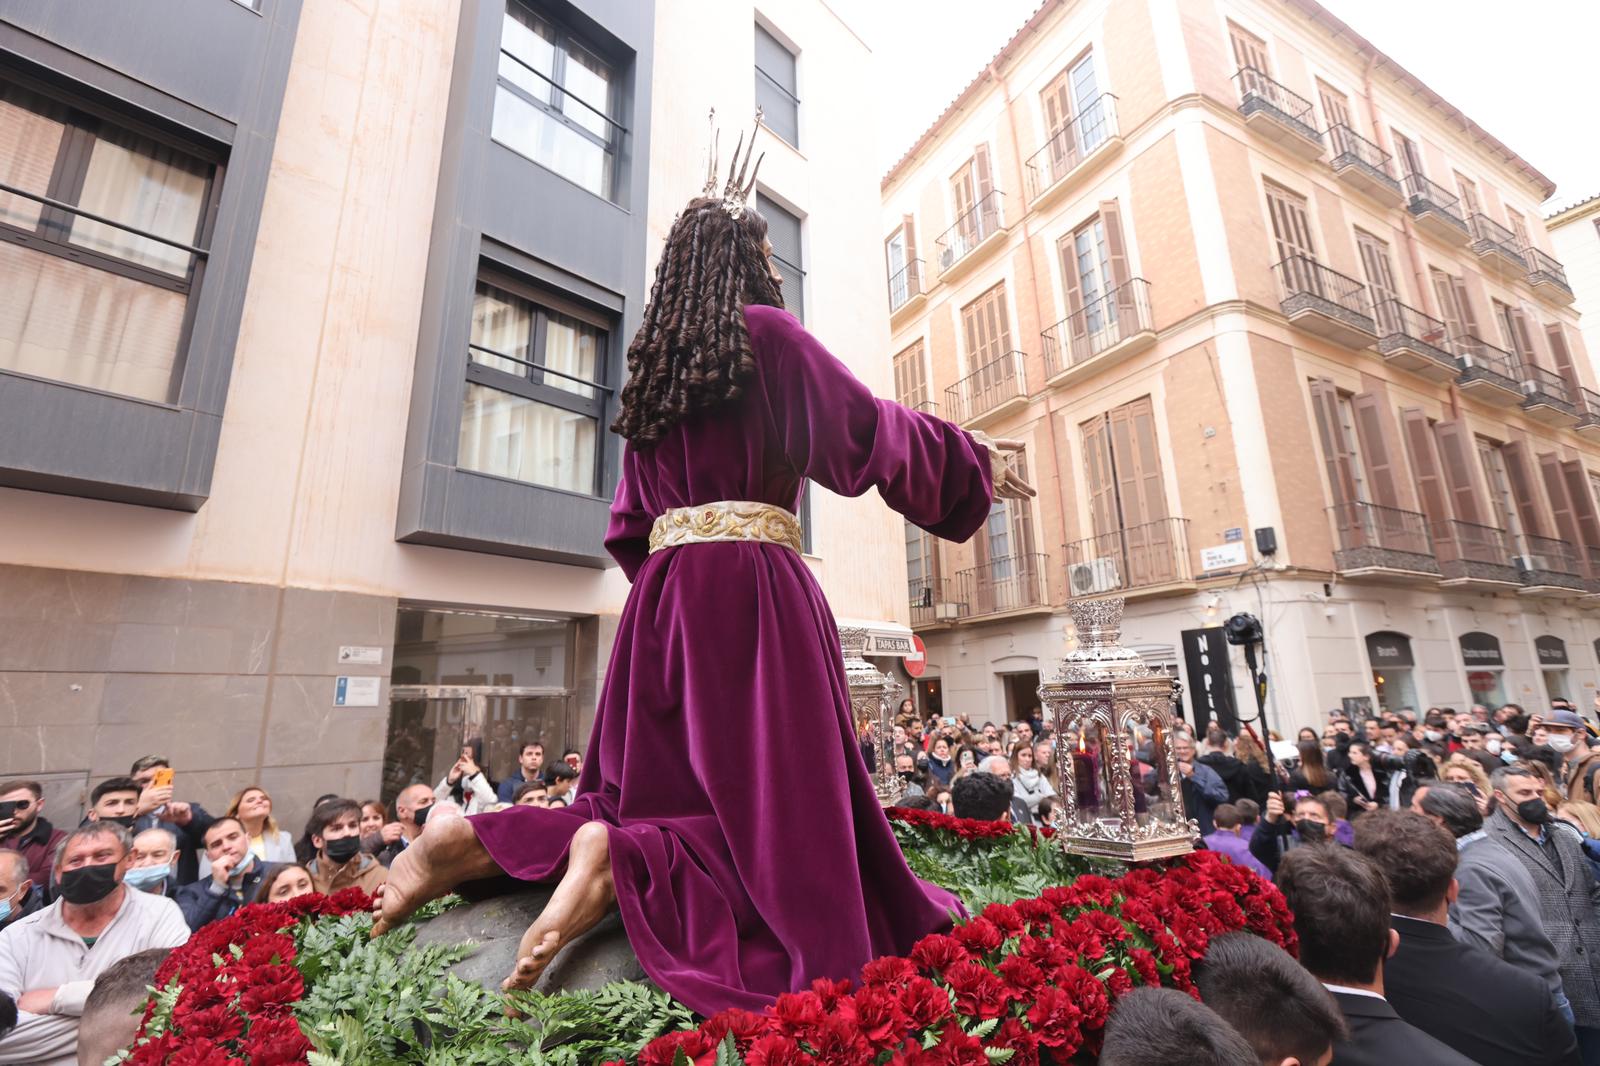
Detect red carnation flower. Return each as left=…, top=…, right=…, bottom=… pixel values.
left=941, top=958, right=1011, bottom=1020
left=951, top=917, right=1003, bottom=956
left=996, top=954, right=1046, bottom=996
left=909, top=933, right=967, bottom=974
left=992, top=1016, right=1042, bottom=1066
left=1056, top=964, right=1111, bottom=1030
left=861, top=955, right=917, bottom=987
left=851, top=984, right=910, bottom=1047
left=772, top=990, right=826, bottom=1033
left=899, top=975, right=953, bottom=1030
left=172, top=1003, right=244, bottom=1043
left=1026, top=984, right=1085, bottom=1051
left=979, top=902, right=1026, bottom=937
left=639, top=1030, right=714, bottom=1066
left=810, top=976, right=853, bottom=1008
left=1105, top=964, right=1134, bottom=997
left=167, top=1040, right=239, bottom=1066
left=237, top=963, right=303, bottom=1015
left=248, top=1016, right=315, bottom=1066
left=920, top=1021, right=991, bottom=1066
left=702, top=1007, right=770, bottom=1046
left=1128, top=947, right=1162, bottom=986
left=745, top=1033, right=812, bottom=1066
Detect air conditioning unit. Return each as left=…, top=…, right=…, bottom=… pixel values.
left=912, top=585, right=934, bottom=609
left=934, top=602, right=965, bottom=621
left=1520, top=379, right=1540, bottom=398
left=1069, top=557, right=1121, bottom=596
left=939, top=246, right=957, bottom=271
left=1512, top=554, right=1538, bottom=575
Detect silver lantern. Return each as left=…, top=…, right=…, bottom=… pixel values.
left=840, top=626, right=905, bottom=805
left=1037, top=597, right=1195, bottom=862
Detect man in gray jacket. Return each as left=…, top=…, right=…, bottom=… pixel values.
left=1487, top=766, right=1600, bottom=1063
left=1416, top=784, right=1564, bottom=1000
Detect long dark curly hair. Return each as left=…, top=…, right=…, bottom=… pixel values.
left=611, top=197, right=786, bottom=447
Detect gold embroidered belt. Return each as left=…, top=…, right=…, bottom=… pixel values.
left=648, top=500, right=804, bottom=555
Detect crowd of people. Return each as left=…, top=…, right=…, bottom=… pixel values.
left=3, top=701, right=1599, bottom=1064
left=0, top=740, right=581, bottom=1064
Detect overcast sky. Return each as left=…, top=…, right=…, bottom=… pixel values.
left=835, top=0, right=1600, bottom=214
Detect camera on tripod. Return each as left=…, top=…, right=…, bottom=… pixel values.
left=1223, top=612, right=1263, bottom=646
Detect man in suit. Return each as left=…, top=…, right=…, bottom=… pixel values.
left=1276, top=845, right=1475, bottom=1066
left=1352, top=808, right=1578, bottom=1066
left=1415, top=784, right=1566, bottom=1001
left=1196, top=931, right=1346, bottom=1066
left=1488, top=765, right=1600, bottom=1064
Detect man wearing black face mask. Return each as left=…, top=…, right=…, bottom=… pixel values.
left=0, top=824, right=188, bottom=1064
left=1249, top=791, right=1341, bottom=878
left=1487, top=765, right=1600, bottom=1061
left=83, top=778, right=141, bottom=832
left=305, top=800, right=388, bottom=896
left=379, top=784, right=436, bottom=867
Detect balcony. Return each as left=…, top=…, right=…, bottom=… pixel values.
left=1273, top=255, right=1377, bottom=348
left=909, top=576, right=967, bottom=628
left=1468, top=213, right=1528, bottom=275
left=1576, top=389, right=1600, bottom=440
left=1025, top=94, right=1123, bottom=212
left=888, top=259, right=927, bottom=318
left=1524, top=247, right=1575, bottom=305
left=1401, top=174, right=1471, bottom=244
left=1326, top=125, right=1402, bottom=206
left=1372, top=299, right=1457, bottom=382
left=911, top=399, right=940, bottom=418
left=934, top=191, right=1005, bottom=283
left=944, top=349, right=1028, bottom=428
left=1517, top=534, right=1587, bottom=597
left=1065, top=518, right=1194, bottom=599
left=1327, top=502, right=1439, bottom=579
left=1520, top=364, right=1580, bottom=426
left=1584, top=546, right=1600, bottom=598
left=1437, top=520, right=1519, bottom=588
left=957, top=552, right=1051, bottom=617
left=1041, top=278, right=1155, bottom=384
left=1233, top=68, right=1323, bottom=159
left=1453, top=335, right=1523, bottom=404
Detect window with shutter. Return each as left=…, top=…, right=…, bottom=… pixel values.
left=1546, top=324, right=1584, bottom=405
left=1539, top=453, right=1582, bottom=548
left=1356, top=229, right=1400, bottom=332
left=1498, top=440, right=1547, bottom=541
left=1434, top=421, right=1486, bottom=528
left=1492, top=300, right=1534, bottom=373
left=1454, top=173, right=1481, bottom=216
left=961, top=283, right=1012, bottom=373
left=754, top=23, right=799, bottom=148
left=1080, top=397, right=1175, bottom=585
left=1401, top=408, right=1455, bottom=560
left=1317, top=80, right=1352, bottom=141
left=1264, top=182, right=1315, bottom=293
left=1507, top=209, right=1529, bottom=249
left=893, top=341, right=929, bottom=409
left=1392, top=130, right=1424, bottom=178
left=1228, top=22, right=1271, bottom=81
left=1310, top=380, right=1365, bottom=547
left=977, top=451, right=1039, bottom=610
left=1430, top=269, right=1466, bottom=340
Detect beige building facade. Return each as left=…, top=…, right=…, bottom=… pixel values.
left=1547, top=196, right=1600, bottom=380
left=883, top=0, right=1597, bottom=738
left=0, top=0, right=900, bottom=836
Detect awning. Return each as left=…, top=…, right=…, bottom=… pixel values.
left=837, top=617, right=917, bottom=658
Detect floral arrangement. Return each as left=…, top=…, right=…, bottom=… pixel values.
left=122, top=811, right=1292, bottom=1066
left=622, top=850, right=1294, bottom=1066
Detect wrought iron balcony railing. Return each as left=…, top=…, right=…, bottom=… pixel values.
left=1453, top=333, right=1520, bottom=382
left=1521, top=364, right=1578, bottom=415
left=1327, top=124, right=1400, bottom=193
left=1401, top=173, right=1470, bottom=234
left=909, top=576, right=966, bottom=626
left=935, top=191, right=1004, bottom=275
left=957, top=552, right=1050, bottom=616
left=1041, top=278, right=1154, bottom=378
left=1444, top=519, right=1513, bottom=567
left=1064, top=518, right=1192, bottom=597
left=1328, top=501, right=1434, bottom=557
left=1525, top=246, right=1573, bottom=296
left=1025, top=94, right=1120, bottom=199
left=887, top=259, right=926, bottom=312
left=1519, top=534, right=1585, bottom=580
left=911, top=399, right=940, bottom=417
left=1274, top=254, right=1374, bottom=329
left=1578, top=388, right=1600, bottom=431
left=1374, top=298, right=1448, bottom=348
left=1233, top=68, right=1320, bottom=144
left=943, top=349, right=1027, bottom=425
left=1468, top=213, right=1527, bottom=268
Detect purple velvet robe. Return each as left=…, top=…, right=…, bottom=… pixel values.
left=469, top=305, right=995, bottom=1016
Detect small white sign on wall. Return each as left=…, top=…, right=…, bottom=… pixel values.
left=1200, top=542, right=1249, bottom=572
left=334, top=676, right=381, bottom=707
left=338, top=645, right=384, bottom=665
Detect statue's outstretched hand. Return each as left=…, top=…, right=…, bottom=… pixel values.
left=970, top=430, right=1036, bottom=500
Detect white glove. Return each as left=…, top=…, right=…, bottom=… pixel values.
left=969, top=430, right=1036, bottom=500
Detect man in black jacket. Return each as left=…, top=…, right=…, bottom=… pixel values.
left=1352, top=809, right=1579, bottom=1066
left=1276, top=845, right=1475, bottom=1066
left=175, top=817, right=276, bottom=931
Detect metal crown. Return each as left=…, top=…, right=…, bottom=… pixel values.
left=700, top=107, right=765, bottom=219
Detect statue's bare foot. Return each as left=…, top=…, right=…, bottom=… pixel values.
left=501, top=821, right=616, bottom=992
left=371, top=816, right=498, bottom=937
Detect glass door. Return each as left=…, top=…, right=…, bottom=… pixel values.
left=382, top=690, right=469, bottom=805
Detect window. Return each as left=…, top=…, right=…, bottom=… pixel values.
left=757, top=194, right=804, bottom=323
left=492, top=3, right=620, bottom=200
left=1228, top=21, right=1271, bottom=78
left=975, top=451, right=1040, bottom=610
left=754, top=23, right=799, bottom=147
left=1492, top=299, right=1535, bottom=372
left=1429, top=268, right=1478, bottom=342
left=458, top=276, right=608, bottom=494
left=0, top=80, right=215, bottom=403
left=1392, top=130, right=1423, bottom=177
left=948, top=147, right=998, bottom=257
left=885, top=219, right=921, bottom=310
left=1506, top=208, right=1529, bottom=249
left=1454, top=173, right=1480, bottom=216
left=1477, top=439, right=1526, bottom=542
left=960, top=283, right=1011, bottom=370
left=1355, top=229, right=1400, bottom=330
left=892, top=341, right=929, bottom=410
left=1069, top=215, right=1115, bottom=335
left=1080, top=398, right=1178, bottom=586
left=1042, top=51, right=1108, bottom=163
left=1317, top=80, right=1351, bottom=130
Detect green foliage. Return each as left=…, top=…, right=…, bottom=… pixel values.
left=293, top=900, right=692, bottom=1065
left=890, top=821, right=1099, bottom=912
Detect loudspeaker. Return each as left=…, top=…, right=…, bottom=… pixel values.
left=1254, top=527, right=1278, bottom=557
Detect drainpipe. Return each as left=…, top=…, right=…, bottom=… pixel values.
left=987, top=60, right=1075, bottom=564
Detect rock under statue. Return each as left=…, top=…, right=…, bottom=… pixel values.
left=371, top=120, right=1033, bottom=1016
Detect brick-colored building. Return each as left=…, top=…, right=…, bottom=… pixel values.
left=882, top=0, right=1594, bottom=736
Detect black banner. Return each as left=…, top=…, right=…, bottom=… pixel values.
left=1535, top=635, right=1569, bottom=666
left=1365, top=631, right=1415, bottom=669
left=1182, top=627, right=1239, bottom=734
left=1459, top=631, right=1504, bottom=667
